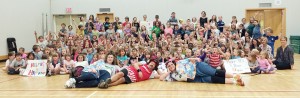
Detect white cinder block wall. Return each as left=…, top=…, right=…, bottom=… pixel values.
left=1, top=0, right=299, bottom=56
left=0, top=0, right=50, bottom=56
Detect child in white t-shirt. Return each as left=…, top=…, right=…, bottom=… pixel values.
left=2, top=52, right=15, bottom=71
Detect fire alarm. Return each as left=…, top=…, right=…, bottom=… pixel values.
left=275, top=0, right=282, bottom=5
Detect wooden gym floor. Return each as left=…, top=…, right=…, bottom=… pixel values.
left=1, top=54, right=300, bottom=98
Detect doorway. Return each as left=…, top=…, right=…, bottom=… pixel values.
left=53, top=14, right=86, bottom=33
left=96, top=13, right=114, bottom=23
left=245, top=8, right=286, bottom=50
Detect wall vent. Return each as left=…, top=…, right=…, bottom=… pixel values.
left=259, top=3, right=272, bottom=7
left=99, top=8, right=110, bottom=12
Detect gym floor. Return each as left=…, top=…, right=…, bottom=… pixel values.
left=1, top=54, right=300, bottom=98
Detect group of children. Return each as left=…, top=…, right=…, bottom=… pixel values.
left=2, top=11, right=286, bottom=88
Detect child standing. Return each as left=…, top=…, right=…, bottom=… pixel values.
left=262, top=28, right=280, bottom=55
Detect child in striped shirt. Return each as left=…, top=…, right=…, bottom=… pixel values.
left=208, top=47, right=224, bottom=69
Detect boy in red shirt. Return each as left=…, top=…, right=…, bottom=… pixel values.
left=208, top=47, right=224, bottom=69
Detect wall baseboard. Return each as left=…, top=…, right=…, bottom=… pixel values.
left=0, top=55, right=8, bottom=61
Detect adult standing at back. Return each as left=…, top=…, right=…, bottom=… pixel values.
left=273, top=36, right=294, bottom=70
left=140, top=15, right=151, bottom=32
left=112, top=17, right=122, bottom=32
left=167, top=12, right=178, bottom=28
left=246, top=17, right=255, bottom=37
left=252, top=20, right=262, bottom=39
left=153, top=15, right=161, bottom=27
left=199, top=11, right=208, bottom=27
left=103, top=17, right=111, bottom=31
left=122, top=16, right=130, bottom=27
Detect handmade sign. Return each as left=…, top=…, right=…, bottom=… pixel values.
left=223, top=58, right=251, bottom=74
left=23, top=60, right=47, bottom=76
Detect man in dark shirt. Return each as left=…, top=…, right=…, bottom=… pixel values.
left=103, top=17, right=110, bottom=31
left=153, top=15, right=161, bottom=27
left=273, top=36, right=294, bottom=70
left=168, top=12, right=178, bottom=28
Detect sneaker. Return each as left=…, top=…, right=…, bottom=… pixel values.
left=65, top=78, right=76, bottom=88
left=105, top=78, right=112, bottom=88
left=47, top=69, right=52, bottom=77
left=105, top=78, right=112, bottom=84
left=98, top=80, right=106, bottom=88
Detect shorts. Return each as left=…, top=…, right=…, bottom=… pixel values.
left=120, top=69, right=132, bottom=84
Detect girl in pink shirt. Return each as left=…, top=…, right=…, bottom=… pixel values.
left=257, top=51, right=276, bottom=74
left=164, top=22, right=173, bottom=37
left=19, top=47, right=27, bottom=59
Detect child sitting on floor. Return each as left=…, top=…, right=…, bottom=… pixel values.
left=2, top=52, right=15, bottom=71
left=257, top=51, right=276, bottom=74
left=8, top=53, right=26, bottom=75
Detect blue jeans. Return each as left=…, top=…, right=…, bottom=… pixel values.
left=195, top=62, right=217, bottom=77
left=75, top=72, right=98, bottom=88
left=75, top=70, right=111, bottom=88
left=97, top=70, right=111, bottom=82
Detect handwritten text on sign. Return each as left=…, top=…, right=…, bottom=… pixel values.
left=223, top=58, right=251, bottom=74
left=23, top=60, right=47, bottom=76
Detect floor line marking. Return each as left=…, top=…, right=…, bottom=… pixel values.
left=1, top=89, right=300, bottom=92
left=0, top=95, right=298, bottom=97
left=276, top=72, right=285, bottom=75
left=86, top=91, right=97, bottom=98
left=0, top=77, right=21, bottom=83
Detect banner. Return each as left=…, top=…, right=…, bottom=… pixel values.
left=223, top=58, right=251, bottom=74
left=23, top=60, right=47, bottom=76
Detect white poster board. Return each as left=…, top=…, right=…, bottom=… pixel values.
left=223, top=58, right=251, bottom=74
left=23, top=60, right=47, bottom=76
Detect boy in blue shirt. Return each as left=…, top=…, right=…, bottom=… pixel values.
left=263, top=28, right=281, bottom=55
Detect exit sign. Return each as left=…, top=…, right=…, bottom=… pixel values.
left=66, top=8, right=72, bottom=13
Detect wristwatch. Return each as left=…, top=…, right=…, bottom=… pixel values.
left=137, top=69, right=141, bottom=72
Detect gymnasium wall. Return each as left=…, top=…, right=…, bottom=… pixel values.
left=0, top=0, right=50, bottom=57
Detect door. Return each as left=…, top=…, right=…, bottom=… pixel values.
left=246, top=8, right=286, bottom=50
left=54, top=15, right=71, bottom=33
left=245, top=10, right=265, bottom=28
left=97, top=13, right=114, bottom=23
left=53, top=14, right=86, bottom=35
left=264, top=9, right=284, bottom=49
left=71, top=14, right=86, bottom=27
